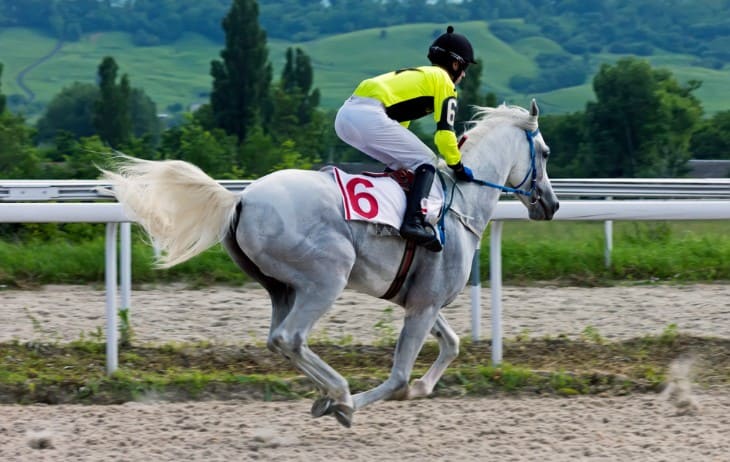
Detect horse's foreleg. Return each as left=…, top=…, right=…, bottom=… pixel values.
left=352, top=305, right=440, bottom=411
left=408, top=313, right=459, bottom=399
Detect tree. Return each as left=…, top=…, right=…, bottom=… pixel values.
left=253, top=47, right=329, bottom=175
left=93, top=56, right=132, bottom=147
left=651, top=72, right=703, bottom=176
left=690, top=110, right=730, bottom=160
left=237, top=125, right=277, bottom=176
left=580, top=58, right=701, bottom=177
left=38, top=81, right=159, bottom=144
left=209, top=0, right=272, bottom=144
left=159, top=115, right=239, bottom=178
left=538, top=112, right=590, bottom=178
left=60, top=135, right=111, bottom=179
left=267, top=47, right=324, bottom=166
left=0, top=112, right=40, bottom=178
left=128, top=87, right=160, bottom=143
left=35, top=82, right=98, bottom=142
left=279, top=47, right=320, bottom=125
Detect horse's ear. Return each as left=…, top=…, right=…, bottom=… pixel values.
left=530, top=98, right=539, bottom=117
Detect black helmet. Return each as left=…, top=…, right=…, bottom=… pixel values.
left=428, top=25, right=476, bottom=78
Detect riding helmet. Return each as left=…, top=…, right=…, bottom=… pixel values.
left=427, top=25, right=476, bottom=79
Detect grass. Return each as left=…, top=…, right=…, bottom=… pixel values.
left=0, top=220, right=727, bottom=287
left=0, top=236, right=244, bottom=287
left=486, top=220, right=730, bottom=284
left=1, top=331, right=728, bottom=404
left=1, top=21, right=728, bottom=119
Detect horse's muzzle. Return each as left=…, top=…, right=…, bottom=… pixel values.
left=529, top=187, right=559, bottom=220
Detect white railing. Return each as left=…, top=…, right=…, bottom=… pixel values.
left=4, top=177, right=728, bottom=270
left=2, top=178, right=730, bottom=201
left=1, top=178, right=729, bottom=372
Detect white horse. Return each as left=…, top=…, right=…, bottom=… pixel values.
left=102, top=99, right=559, bottom=427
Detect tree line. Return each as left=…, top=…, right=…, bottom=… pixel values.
left=0, top=0, right=728, bottom=187
left=1, top=0, right=727, bottom=69
left=2, top=0, right=726, bottom=110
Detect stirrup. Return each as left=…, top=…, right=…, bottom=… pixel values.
left=401, top=222, right=442, bottom=252
left=420, top=222, right=443, bottom=252
left=420, top=237, right=443, bottom=252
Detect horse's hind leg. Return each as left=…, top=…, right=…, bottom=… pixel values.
left=352, top=304, right=440, bottom=411
left=266, top=285, right=295, bottom=343
left=223, top=232, right=354, bottom=425
left=222, top=232, right=296, bottom=346
left=268, top=285, right=355, bottom=427
left=408, top=313, right=459, bottom=399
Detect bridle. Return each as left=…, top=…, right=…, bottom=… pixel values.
left=469, top=128, right=541, bottom=205
left=431, top=127, right=544, bottom=245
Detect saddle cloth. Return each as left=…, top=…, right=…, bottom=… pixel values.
left=332, top=167, right=444, bottom=229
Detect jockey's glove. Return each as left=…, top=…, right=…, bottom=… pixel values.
left=449, top=162, right=474, bottom=182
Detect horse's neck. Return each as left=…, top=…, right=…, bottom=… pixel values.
left=452, top=130, right=514, bottom=233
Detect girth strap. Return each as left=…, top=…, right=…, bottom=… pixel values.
left=380, top=240, right=417, bottom=299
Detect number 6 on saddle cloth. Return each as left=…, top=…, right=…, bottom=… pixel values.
left=331, top=166, right=446, bottom=246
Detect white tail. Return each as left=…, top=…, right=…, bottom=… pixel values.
left=101, top=155, right=239, bottom=268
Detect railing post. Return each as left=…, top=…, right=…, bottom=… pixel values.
left=489, top=221, right=503, bottom=365
left=470, top=242, right=481, bottom=341
left=604, top=196, right=613, bottom=269
left=119, top=222, right=132, bottom=346
left=604, top=219, right=613, bottom=268
left=120, top=222, right=132, bottom=309
left=105, top=223, right=118, bottom=375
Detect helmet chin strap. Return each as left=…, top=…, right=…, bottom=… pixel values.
left=446, top=61, right=465, bottom=82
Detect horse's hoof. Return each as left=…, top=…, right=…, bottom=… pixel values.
left=311, top=398, right=354, bottom=427
left=408, top=379, right=431, bottom=399
left=388, top=386, right=409, bottom=401
left=332, top=404, right=354, bottom=428
left=311, top=397, right=334, bottom=418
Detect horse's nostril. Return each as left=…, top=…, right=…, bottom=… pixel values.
left=555, top=202, right=560, bottom=211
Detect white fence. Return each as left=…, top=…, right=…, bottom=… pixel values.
left=2, top=179, right=729, bottom=372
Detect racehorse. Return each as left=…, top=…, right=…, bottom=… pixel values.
left=101, top=99, right=559, bottom=428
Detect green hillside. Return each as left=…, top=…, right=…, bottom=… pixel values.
left=1, top=21, right=728, bottom=119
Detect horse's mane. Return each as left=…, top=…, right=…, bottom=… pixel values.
left=461, top=103, right=538, bottom=146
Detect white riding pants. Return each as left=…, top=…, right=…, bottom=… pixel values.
left=334, top=96, right=437, bottom=171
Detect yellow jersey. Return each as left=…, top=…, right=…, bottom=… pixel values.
left=352, top=66, right=461, bottom=166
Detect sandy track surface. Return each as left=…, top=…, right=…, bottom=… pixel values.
left=2, top=283, right=729, bottom=345
left=2, top=393, right=729, bottom=461
left=2, top=283, right=729, bottom=461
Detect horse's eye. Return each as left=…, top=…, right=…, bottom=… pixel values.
left=543, top=149, right=550, bottom=159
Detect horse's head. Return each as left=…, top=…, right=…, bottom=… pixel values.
left=462, top=99, right=559, bottom=220
left=507, top=100, right=559, bottom=220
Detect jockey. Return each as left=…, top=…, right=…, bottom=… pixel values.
left=334, top=25, right=477, bottom=252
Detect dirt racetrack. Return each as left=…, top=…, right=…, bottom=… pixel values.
left=1, top=283, right=729, bottom=461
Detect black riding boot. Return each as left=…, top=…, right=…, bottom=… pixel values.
left=400, top=164, right=442, bottom=252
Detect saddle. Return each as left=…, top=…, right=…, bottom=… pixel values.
left=361, top=169, right=415, bottom=192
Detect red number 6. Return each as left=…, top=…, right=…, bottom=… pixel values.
left=346, top=178, right=379, bottom=219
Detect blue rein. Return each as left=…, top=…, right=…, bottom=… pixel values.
left=434, top=128, right=541, bottom=246
left=469, top=129, right=540, bottom=203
